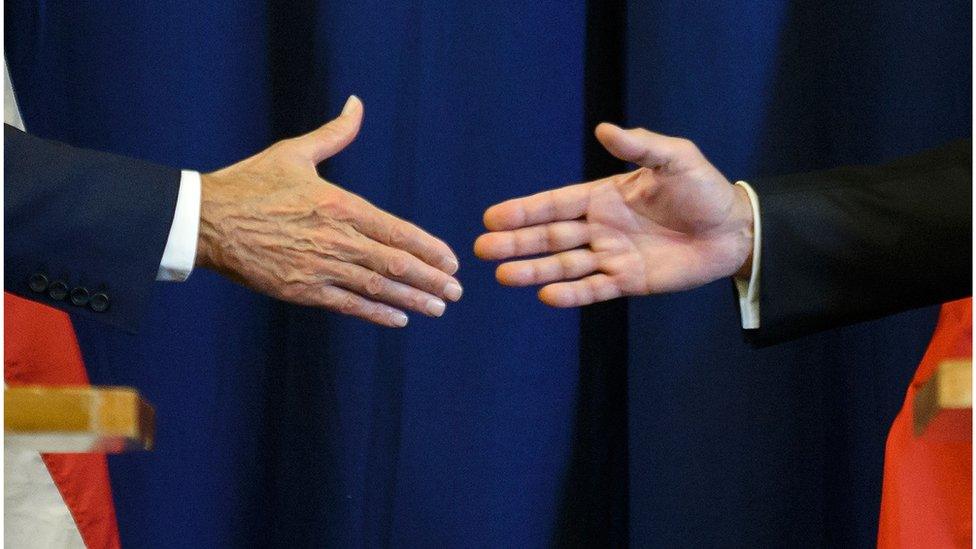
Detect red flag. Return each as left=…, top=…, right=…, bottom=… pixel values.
left=5, top=292, right=122, bottom=549
left=878, top=297, right=972, bottom=548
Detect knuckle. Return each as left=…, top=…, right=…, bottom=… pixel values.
left=319, top=292, right=340, bottom=309
left=556, top=254, right=573, bottom=278
left=386, top=253, right=410, bottom=277
left=586, top=275, right=601, bottom=293
left=513, top=230, right=534, bottom=253
left=280, top=285, right=304, bottom=303
left=530, top=261, right=543, bottom=282
left=319, top=196, right=355, bottom=222
left=414, top=290, right=433, bottom=310
left=425, top=268, right=447, bottom=289
left=545, top=225, right=560, bottom=250
left=541, top=190, right=559, bottom=218
left=388, top=223, right=410, bottom=248
left=338, top=295, right=359, bottom=315
left=365, top=272, right=386, bottom=296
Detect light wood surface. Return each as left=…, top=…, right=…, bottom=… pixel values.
left=913, top=359, right=972, bottom=440
left=5, top=386, right=155, bottom=453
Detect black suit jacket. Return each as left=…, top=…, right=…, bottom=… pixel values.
left=4, top=124, right=181, bottom=330
left=744, top=139, right=972, bottom=346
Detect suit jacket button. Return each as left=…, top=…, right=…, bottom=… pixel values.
left=48, top=280, right=69, bottom=301
left=90, top=292, right=110, bottom=313
left=29, top=273, right=49, bottom=293
left=70, top=287, right=91, bottom=307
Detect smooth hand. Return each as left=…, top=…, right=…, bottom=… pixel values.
left=197, top=97, right=462, bottom=327
left=474, top=124, right=754, bottom=307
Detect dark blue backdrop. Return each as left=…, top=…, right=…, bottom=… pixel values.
left=5, top=1, right=970, bottom=547
left=625, top=2, right=970, bottom=546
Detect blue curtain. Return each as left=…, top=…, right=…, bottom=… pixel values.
left=625, top=1, right=970, bottom=546
left=5, top=1, right=969, bottom=547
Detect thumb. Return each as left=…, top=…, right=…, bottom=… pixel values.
left=294, top=95, right=364, bottom=164
left=595, top=122, right=693, bottom=171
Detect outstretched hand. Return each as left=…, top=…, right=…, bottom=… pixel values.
left=474, top=123, right=753, bottom=307
left=198, top=96, right=462, bottom=327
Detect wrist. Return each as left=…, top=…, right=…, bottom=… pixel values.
left=197, top=172, right=224, bottom=272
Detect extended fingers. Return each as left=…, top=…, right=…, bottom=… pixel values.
left=474, top=221, right=590, bottom=260
left=356, top=239, right=464, bottom=302
left=482, top=182, right=592, bottom=231
left=323, top=261, right=448, bottom=317
left=317, top=286, right=409, bottom=328
left=495, top=249, right=598, bottom=287
left=538, top=274, right=622, bottom=307
left=354, top=201, right=459, bottom=274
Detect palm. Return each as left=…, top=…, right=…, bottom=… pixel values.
left=475, top=124, right=752, bottom=308
left=584, top=167, right=744, bottom=295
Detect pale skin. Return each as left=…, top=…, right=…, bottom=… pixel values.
left=474, top=123, right=754, bottom=307
left=196, top=96, right=462, bottom=328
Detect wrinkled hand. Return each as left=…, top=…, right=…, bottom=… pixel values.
left=474, top=123, right=754, bottom=307
left=197, top=96, right=462, bottom=327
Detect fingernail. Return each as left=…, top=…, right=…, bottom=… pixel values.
left=442, top=257, right=459, bottom=274
left=391, top=312, right=408, bottom=327
left=426, top=298, right=446, bottom=317
left=444, top=282, right=463, bottom=302
left=342, top=95, right=360, bottom=115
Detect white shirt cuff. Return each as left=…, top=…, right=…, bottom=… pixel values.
left=733, top=181, right=761, bottom=329
left=156, top=170, right=201, bottom=282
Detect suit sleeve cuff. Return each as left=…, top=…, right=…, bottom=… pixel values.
left=156, top=170, right=201, bottom=281
left=733, top=180, right=761, bottom=329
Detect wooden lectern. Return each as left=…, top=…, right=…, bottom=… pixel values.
left=5, top=386, right=155, bottom=453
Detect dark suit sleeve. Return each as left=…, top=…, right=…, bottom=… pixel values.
left=4, top=124, right=182, bottom=331
left=743, top=139, right=972, bottom=346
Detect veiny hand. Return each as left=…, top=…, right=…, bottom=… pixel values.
left=474, top=123, right=754, bottom=307
left=197, top=96, right=462, bottom=327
